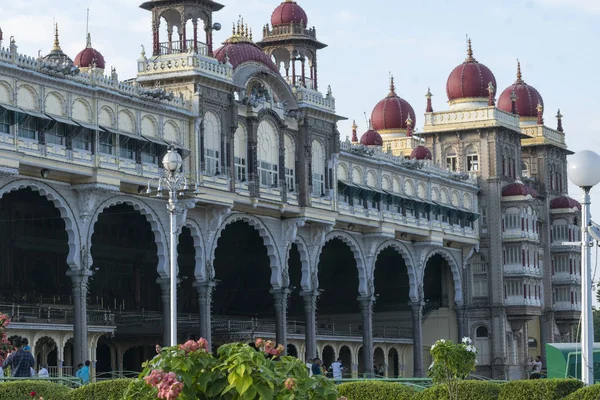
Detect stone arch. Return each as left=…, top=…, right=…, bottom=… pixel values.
left=17, top=84, right=39, bottom=110
left=99, top=106, right=115, bottom=128
left=366, top=170, right=377, bottom=187
left=118, top=109, right=136, bottom=133
left=417, top=182, right=427, bottom=199
left=440, top=188, right=449, bottom=204
left=317, top=231, right=368, bottom=296
left=392, top=177, right=401, bottom=193
left=0, top=80, right=13, bottom=103
left=463, top=193, right=472, bottom=211
left=422, top=247, right=463, bottom=305
left=72, top=98, right=92, bottom=123
left=141, top=115, right=159, bottom=138
left=87, top=196, right=168, bottom=277
left=451, top=190, right=460, bottom=207
left=210, top=213, right=282, bottom=288
left=184, top=219, right=206, bottom=281
left=163, top=120, right=180, bottom=142
left=405, top=179, right=415, bottom=196
left=337, top=163, right=348, bottom=181
left=373, top=240, right=418, bottom=302
left=351, top=166, right=362, bottom=184
left=382, top=175, right=391, bottom=190
left=0, top=179, right=80, bottom=267
left=286, top=235, right=311, bottom=291
left=432, top=187, right=440, bottom=202
left=45, top=91, right=66, bottom=116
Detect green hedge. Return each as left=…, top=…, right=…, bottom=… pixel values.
left=68, top=379, right=147, bottom=400
left=337, top=381, right=417, bottom=400
left=416, top=381, right=502, bottom=400
left=498, top=379, right=583, bottom=400
left=0, top=380, right=72, bottom=399
left=563, top=384, right=600, bottom=400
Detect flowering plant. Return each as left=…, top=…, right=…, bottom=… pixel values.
left=428, top=337, right=477, bottom=400
left=125, top=338, right=338, bottom=400
left=0, top=313, right=12, bottom=367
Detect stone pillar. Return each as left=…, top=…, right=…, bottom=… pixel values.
left=158, top=278, right=171, bottom=346
left=301, top=291, right=318, bottom=361
left=456, top=305, right=466, bottom=339
left=271, top=288, right=290, bottom=350
left=68, top=269, right=91, bottom=367
left=195, top=280, right=214, bottom=351
left=410, top=301, right=424, bottom=377
left=359, top=296, right=375, bottom=377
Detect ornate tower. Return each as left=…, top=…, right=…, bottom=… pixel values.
left=256, top=0, right=327, bottom=90
left=140, top=0, right=224, bottom=57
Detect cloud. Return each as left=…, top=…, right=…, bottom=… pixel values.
left=535, top=0, right=600, bottom=13
left=336, top=10, right=359, bottom=22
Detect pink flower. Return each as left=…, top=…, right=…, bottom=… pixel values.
left=179, top=340, right=200, bottom=354
left=144, top=369, right=165, bottom=387
left=284, top=378, right=296, bottom=391
left=197, top=337, right=209, bottom=351
left=275, top=344, right=285, bottom=356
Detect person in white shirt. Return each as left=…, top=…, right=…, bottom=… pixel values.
left=331, top=358, right=344, bottom=382
left=530, top=355, right=542, bottom=379
left=38, top=364, right=49, bottom=378
left=305, top=358, right=313, bottom=378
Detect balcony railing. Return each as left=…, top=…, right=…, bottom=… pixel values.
left=285, top=75, right=315, bottom=90
left=159, top=40, right=207, bottom=56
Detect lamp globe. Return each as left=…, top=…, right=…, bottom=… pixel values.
left=568, top=150, right=600, bottom=188
left=162, top=148, right=183, bottom=173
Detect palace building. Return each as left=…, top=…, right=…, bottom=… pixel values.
left=0, top=0, right=580, bottom=380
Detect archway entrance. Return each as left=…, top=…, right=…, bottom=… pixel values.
left=388, top=347, right=400, bottom=377
left=322, top=345, right=335, bottom=370
left=0, top=188, right=70, bottom=304
left=34, top=336, right=58, bottom=371
left=423, top=253, right=458, bottom=342
left=177, top=226, right=197, bottom=314
left=339, top=345, right=352, bottom=377
left=287, top=243, right=304, bottom=323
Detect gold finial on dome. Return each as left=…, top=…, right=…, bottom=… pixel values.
left=465, top=38, right=475, bottom=62
left=388, top=74, right=396, bottom=96
left=516, top=59, right=523, bottom=83
left=52, top=23, right=61, bottom=51
left=351, top=119, right=357, bottom=130
left=225, top=16, right=254, bottom=44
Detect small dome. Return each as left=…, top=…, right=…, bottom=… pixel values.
left=371, top=76, right=416, bottom=133
left=550, top=196, right=581, bottom=210
left=214, top=25, right=279, bottom=73
left=43, top=24, right=73, bottom=65
left=502, top=182, right=538, bottom=198
left=359, top=129, right=383, bottom=147
left=271, top=0, right=308, bottom=26
left=446, top=40, right=496, bottom=102
left=498, top=61, right=544, bottom=118
left=74, top=33, right=105, bottom=69
left=410, top=146, right=432, bottom=160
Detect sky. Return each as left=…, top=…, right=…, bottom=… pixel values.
left=1, top=0, right=600, bottom=284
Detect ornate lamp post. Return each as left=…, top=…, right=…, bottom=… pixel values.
left=568, top=150, right=600, bottom=385
left=146, top=146, right=196, bottom=346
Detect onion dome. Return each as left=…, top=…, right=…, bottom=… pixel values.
left=501, top=182, right=538, bottom=198
left=74, top=33, right=105, bottom=70
left=498, top=61, right=544, bottom=118
left=359, top=125, right=383, bottom=147
left=214, top=20, right=278, bottom=73
left=550, top=196, right=581, bottom=211
left=410, top=146, right=432, bottom=160
left=271, top=0, right=308, bottom=27
left=43, top=24, right=73, bottom=65
left=371, top=76, right=416, bottom=134
left=446, top=39, right=496, bottom=105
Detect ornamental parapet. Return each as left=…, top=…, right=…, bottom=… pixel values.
left=294, top=87, right=335, bottom=112
left=422, top=106, right=521, bottom=132
left=136, top=51, right=233, bottom=85
left=520, top=124, right=567, bottom=149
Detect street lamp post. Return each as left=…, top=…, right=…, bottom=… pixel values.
left=568, top=150, right=600, bottom=385
left=147, top=147, right=196, bottom=346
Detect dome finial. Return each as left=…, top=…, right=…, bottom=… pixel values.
left=536, top=101, right=544, bottom=125
left=556, top=109, right=563, bottom=132
left=516, top=59, right=523, bottom=83
left=510, top=89, right=517, bottom=114
left=351, top=120, right=358, bottom=143
left=465, top=37, right=475, bottom=62
left=86, top=32, right=92, bottom=48
left=487, top=81, right=496, bottom=106
left=425, top=87, right=433, bottom=113
left=52, top=22, right=61, bottom=51
left=388, top=74, right=396, bottom=96
left=406, top=115, right=413, bottom=137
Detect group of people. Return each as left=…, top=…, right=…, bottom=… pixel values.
left=0, top=336, right=48, bottom=378
left=306, top=357, right=345, bottom=382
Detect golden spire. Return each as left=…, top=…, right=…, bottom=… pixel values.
left=388, top=74, right=396, bottom=96
left=351, top=119, right=357, bottom=130
left=249, top=28, right=253, bottom=41
left=232, top=22, right=236, bottom=36
left=52, top=23, right=61, bottom=51
left=465, top=38, right=475, bottom=62
left=516, top=59, right=523, bottom=83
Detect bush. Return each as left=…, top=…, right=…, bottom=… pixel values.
left=69, top=379, right=149, bottom=400
left=498, top=379, right=583, bottom=400
left=416, top=380, right=502, bottom=400
left=563, top=384, right=600, bottom=400
left=0, top=380, right=72, bottom=399
left=337, top=381, right=417, bottom=400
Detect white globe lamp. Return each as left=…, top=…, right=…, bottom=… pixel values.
left=568, top=150, right=600, bottom=188
left=162, top=147, right=183, bottom=173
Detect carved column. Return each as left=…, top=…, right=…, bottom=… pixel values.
left=67, top=269, right=92, bottom=366
left=192, top=18, right=198, bottom=53
left=410, top=300, right=424, bottom=377
left=271, top=288, right=290, bottom=350
left=456, top=305, right=466, bottom=339
left=359, top=296, right=375, bottom=376
left=194, top=280, right=215, bottom=351
left=301, top=56, right=306, bottom=86
left=301, top=291, right=318, bottom=361
left=158, top=278, right=171, bottom=346
left=152, top=13, right=160, bottom=56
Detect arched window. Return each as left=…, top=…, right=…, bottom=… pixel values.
left=446, top=148, right=457, bottom=171
left=474, top=324, right=491, bottom=366
left=311, top=139, right=325, bottom=196
left=471, top=254, right=489, bottom=299
left=203, top=111, right=221, bottom=175
left=475, top=325, right=489, bottom=338
left=234, top=124, right=247, bottom=182
left=284, top=134, right=296, bottom=191
left=466, top=147, right=479, bottom=172
left=257, top=120, right=278, bottom=187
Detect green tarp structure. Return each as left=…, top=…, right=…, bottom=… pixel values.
left=545, top=342, right=600, bottom=381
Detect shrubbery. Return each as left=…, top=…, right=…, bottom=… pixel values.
left=0, top=380, right=72, bottom=399
left=498, top=378, right=583, bottom=400
left=416, top=380, right=502, bottom=400
left=563, top=383, right=600, bottom=400
left=69, top=378, right=150, bottom=400
left=337, top=380, right=416, bottom=400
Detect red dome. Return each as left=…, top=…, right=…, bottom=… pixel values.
left=550, top=196, right=581, bottom=210
left=271, top=0, right=308, bottom=26
left=74, top=34, right=105, bottom=69
left=214, top=41, right=278, bottom=73
left=371, top=77, right=416, bottom=132
left=360, top=129, right=383, bottom=146
left=498, top=62, right=544, bottom=118
left=410, top=146, right=432, bottom=160
left=502, top=182, right=538, bottom=198
left=446, top=40, right=496, bottom=101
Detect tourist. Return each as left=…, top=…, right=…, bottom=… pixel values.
left=2, top=337, right=34, bottom=377
left=530, top=355, right=543, bottom=379
left=305, top=357, right=313, bottom=377
left=311, top=358, right=322, bottom=376
left=378, top=364, right=385, bottom=376
left=77, top=360, right=91, bottom=384
left=38, top=364, right=49, bottom=378
left=331, top=358, right=344, bottom=383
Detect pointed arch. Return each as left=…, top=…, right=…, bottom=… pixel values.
left=210, top=213, right=282, bottom=288
left=0, top=179, right=81, bottom=267
left=422, top=247, right=463, bottom=305
left=317, top=230, right=368, bottom=296
left=373, top=240, right=418, bottom=302
left=286, top=235, right=311, bottom=291
left=184, top=218, right=206, bottom=281
left=87, top=196, right=168, bottom=277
